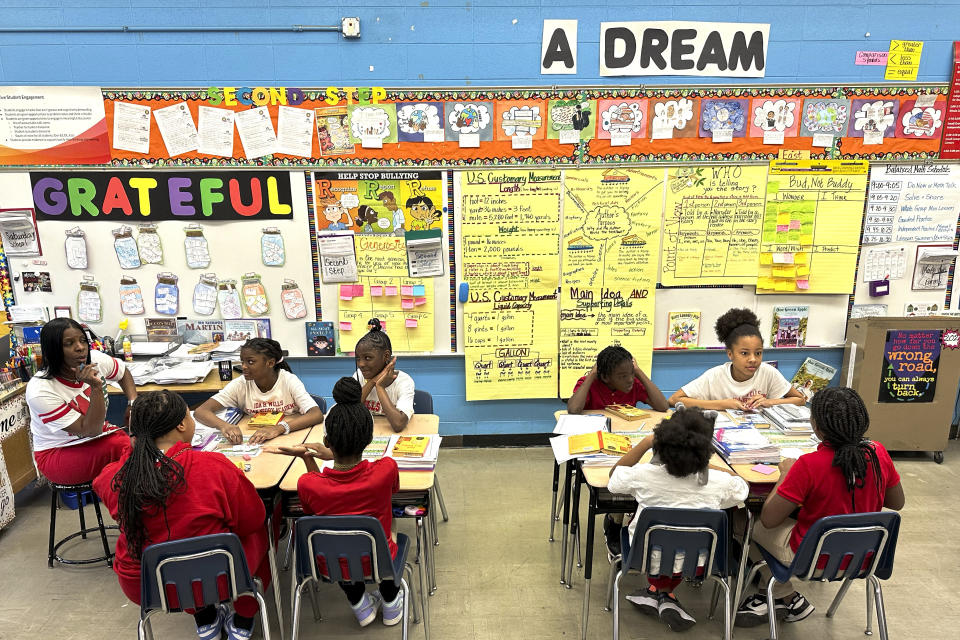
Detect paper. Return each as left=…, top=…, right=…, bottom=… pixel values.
left=512, top=134, right=533, bottom=149
left=861, top=245, right=907, bottom=282
left=339, top=284, right=354, bottom=300
left=864, top=164, right=960, bottom=244
left=361, top=135, right=383, bottom=149
left=400, top=298, right=414, bottom=309
left=412, top=284, right=426, bottom=296
left=458, top=133, right=480, bottom=148
left=276, top=106, right=315, bottom=157
left=119, top=279, right=145, bottom=315
left=405, top=228, right=445, bottom=278
left=757, top=160, right=869, bottom=294
left=712, top=128, right=733, bottom=143
left=560, top=168, right=662, bottom=393
left=197, top=106, right=235, bottom=157
left=855, top=51, right=888, bottom=66
left=112, top=101, right=151, bottom=154
left=260, top=228, right=285, bottom=266
left=610, top=131, right=632, bottom=146
left=850, top=304, right=888, bottom=318
left=414, top=296, right=426, bottom=306
left=554, top=413, right=610, bottom=435
left=340, top=321, right=352, bottom=330
left=354, top=235, right=408, bottom=276
left=660, top=165, right=768, bottom=285
left=280, top=280, right=307, bottom=319
left=559, top=129, right=580, bottom=144
left=912, top=245, right=957, bottom=290
left=136, top=226, right=163, bottom=264
left=885, top=39, right=923, bottom=81
left=460, top=170, right=562, bottom=400
left=811, top=133, right=833, bottom=148
left=751, top=464, right=776, bottom=475
left=338, top=277, right=434, bottom=352
left=318, top=233, right=359, bottom=283
left=184, top=226, right=211, bottom=269
left=235, top=106, right=278, bottom=159
left=385, top=286, right=398, bottom=296
left=8, top=305, right=45, bottom=322
left=64, top=227, right=87, bottom=269
left=401, top=285, right=414, bottom=295
left=0, top=209, right=40, bottom=257
left=405, top=318, right=418, bottom=328
left=763, top=130, right=785, bottom=145
left=370, top=286, right=384, bottom=297
left=153, top=102, right=199, bottom=157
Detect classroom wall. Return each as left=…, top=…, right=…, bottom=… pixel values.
left=1, top=1, right=958, bottom=86
left=2, top=0, right=953, bottom=435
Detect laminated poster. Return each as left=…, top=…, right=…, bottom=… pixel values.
left=879, top=330, right=940, bottom=403
left=338, top=277, right=434, bottom=353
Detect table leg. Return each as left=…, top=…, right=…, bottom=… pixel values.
left=734, top=509, right=754, bottom=609
left=560, top=461, right=573, bottom=585
left=416, top=517, right=431, bottom=640
left=265, top=511, right=284, bottom=638
left=565, top=463, right=583, bottom=589
left=580, top=486, right=598, bottom=640
left=549, top=462, right=560, bottom=542
left=425, top=493, right=438, bottom=594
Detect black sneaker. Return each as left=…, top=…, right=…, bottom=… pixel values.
left=779, top=592, right=815, bottom=622
left=658, top=592, right=696, bottom=632
left=735, top=593, right=784, bottom=627
left=603, top=514, right=622, bottom=557
left=625, top=586, right=659, bottom=616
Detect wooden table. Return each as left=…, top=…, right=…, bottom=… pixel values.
left=108, top=368, right=237, bottom=395
left=221, top=416, right=317, bottom=491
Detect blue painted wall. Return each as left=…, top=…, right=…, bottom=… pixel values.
left=2, top=1, right=943, bottom=434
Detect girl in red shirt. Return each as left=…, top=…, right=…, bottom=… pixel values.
left=275, top=377, right=403, bottom=628
left=94, top=391, right=270, bottom=640
left=567, top=345, right=668, bottom=414
left=736, top=387, right=906, bottom=627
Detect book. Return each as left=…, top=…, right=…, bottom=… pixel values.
left=177, top=319, right=225, bottom=345
left=223, top=319, right=259, bottom=342
left=145, top=317, right=178, bottom=341
left=306, top=321, right=336, bottom=356
left=247, top=411, right=284, bottom=427
left=255, top=318, right=272, bottom=339
left=605, top=404, right=650, bottom=421
left=667, top=311, right=701, bottom=348
left=790, top=357, right=838, bottom=402
left=392, top=435, right=431, bottom=458
left=712, top=424, right=779, bottom=465
left=567, top=431, right=632, bottom=456
left=771, top=305, right=808, bottom=347
left=187, top=342, right=219, bottom=355
left=363, top=436, right=392, bottom=459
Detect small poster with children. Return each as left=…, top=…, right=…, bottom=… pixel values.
left=306, top=321, right=336, bottom=356
left=878, top=329, right=940, bottom=403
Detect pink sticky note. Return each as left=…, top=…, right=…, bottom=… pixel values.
left=855, top=51, right=888, bottom=66
left=339, top=321, right=352, bottom=331
left=353, top=284, right=364, bottom=296
left=789, top=220, right=802, bottom=230
left=405, top=318, right=418, bottom=328
left=796, top=279, right=810, bottom=290
left=401, top=298, right=414, bottom=309
left=385, top=286, right=398, bottom=296
left=751, top=464, right=776, bottom=475
left=370, top=286, right=383, bottom=297
left=339, top=285, right=353, bottom=300
left=414, top=296, right=427, bottom=306
left=776, top=224, right=788, bottom=233
left=401, top=285, right=414, bottom=296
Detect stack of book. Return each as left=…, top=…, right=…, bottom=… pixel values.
left=762, top=404, right=814, bottom=436
left=388, top=434, right=442, bottom=471
left=712, top=424, right=780, bottom=465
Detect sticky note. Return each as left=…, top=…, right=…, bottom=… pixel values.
left=751, top=464, right=776, bottom=475
left=794, top=253, right=808, bottom=264
left=370, top=286, right=383, bottom=297
left=353, top=285, right=364, bottom=296
left=797, top=265, right=810, bottom=276
left=414, top=296, right=427, bottom=306
left=776, top=225, right=788, bottom=233
left=405, top=318, right=418, bottom=328
left=772, top=253, right=794, bottom=265
left=401, top=285, right=414, bottom=296
left=801, top=234, right=814, bottom=244
left=339, top=285, right=353, bottom=300
left=759, top=253, right=773, bottom=265
left=401, top=298, right=414, bottom=309
left=339, top=321, right=352, bottom=330
left=412, top=284, right=426, bottom=296
left=776, top=213, right=790, bottom=225
left=789, top=220, right=801, bottom=230
left=385, top=286, right=398, bottom=296
left=758, top=277, right=776, bottom=289
left=776, top=280, right=794, bottom=292
left=796, top=279, right=810, bottom=290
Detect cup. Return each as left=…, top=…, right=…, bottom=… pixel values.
left=218, top=360, right=233, bottom=381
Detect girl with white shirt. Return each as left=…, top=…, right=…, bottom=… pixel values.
left=353, top=318, right=415, bottom=432
left=668, top=308, right=805, bottom=411
left=195, top=338, right=322, bottom=445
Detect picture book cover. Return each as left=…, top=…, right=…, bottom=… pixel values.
left=567, top=431, right=632, bottom=456
left=771, top=305, right=808, bottom=347
left=223, top=319, right=258, bottom=341
left=145, top=317, right=178, bottom=341
left=248, top=411, right=284, bottom=427
left=255, top=318, right=271, bottom=339
left=392, top=435, right=431, bottom=457
left=306, top=321, right=336, bottom=356
left=605, top=404, right=650, bottom=421
left=177, top=319, right=224, bottom=345
left=363, top=436, right=392, bottom=459
left=791, top=357, right=838, bottom=402
left=667, top=311, right=700, bottom=348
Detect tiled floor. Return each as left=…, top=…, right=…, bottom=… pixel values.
left=0, top=441, right=957, bottom=639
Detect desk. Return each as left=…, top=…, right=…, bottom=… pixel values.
left=107, top=368, right=237, bottom=395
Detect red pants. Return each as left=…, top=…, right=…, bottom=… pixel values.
left=35, top=429, right=131, bottom=485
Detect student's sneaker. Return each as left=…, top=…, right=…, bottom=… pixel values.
left=603, top=514, right=622, bottom=557
left=350, top=591, right=383, bottom=627
left=625, top=586, right=659, bottom=616
left=381, top=591, right=404, bottom=626
left=735, top=593, right=784, bottom=627
left=195, top=604, right=227, bottom=640
left=224, top=612, right=255, bottom=640
left=780, top=592, right=815, bottom=622
left=658, top=592, right=696, bottom=632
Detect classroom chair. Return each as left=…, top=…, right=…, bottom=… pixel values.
left=611, top=507, right=733, bottom=640
left=413, top=389, right=449, bottom=536
left=138, top=532, right=275, bottom=640
left=738, top=511, right=901, bottom=640
left=289, top=515, right=422, bottom=640
left=48, top=480, right=117, bottom=567
left=309, top=394, right=328, bottom=413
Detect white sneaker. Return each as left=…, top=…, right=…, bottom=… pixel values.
left=381, top=591, right=404, bottom=626
left=350, top=591, right=383, bottom=627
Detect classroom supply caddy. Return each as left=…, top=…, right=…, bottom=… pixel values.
left=841, top=316, right=960, bottom=463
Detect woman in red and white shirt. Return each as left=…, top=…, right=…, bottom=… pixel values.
left=27, top=318, right=137, bottom=485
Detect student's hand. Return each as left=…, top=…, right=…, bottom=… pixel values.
left=248, top=424, right=284, bottom=445
left=76, top=364, right=103, bottom=389
left=778, top=457, right=797, bottom=475
left=748, top=396, right=775, bottom=410
left=303, top=442, right=334, bottom=460
left=631, top=359, right=645, bottom=378
left=221, top=423, right=243, bottom=445
left=717, top=398, right=748, bottom=411
left=267, top=443, right=333, bottom=461
left=375, top=357, right=398, bottom=387
left=586, top=364, right=597, bottom=378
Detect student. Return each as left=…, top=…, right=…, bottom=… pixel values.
left=274, top=377, right=404, bottom=627
left=735, top=387, right=905, bottom=627
left=608, top=407, right=748, bottom=632
left=27, top=318, right=138, bottom=485
left=567, top=345, right=669, bottom=414
left=353, top=319, right=415, bottom=432
left=195, top=338, right=323, bottom=445
left=93, top=390, right=270, bottom=640
left=668, top=308, right=805, bottom=410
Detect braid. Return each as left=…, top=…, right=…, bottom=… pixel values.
left=326, top=377, right=374, bottom=458
left=355, top=318, right=392, bottom=354
left=596, top=345, right=632, bottom=378
left=110, top=390, right=189, bottom=559
left=810, top=387, right=884, bottom=509
left=242, top=338, right=291, bottom=372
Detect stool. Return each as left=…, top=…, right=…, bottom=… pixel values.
left=48, top=482, right=117, bottom=567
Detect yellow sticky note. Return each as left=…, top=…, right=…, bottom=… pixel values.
left=797, top=265, right=810, bottom=276
left=757, top=277, right=776, bottom=289
left=801, top=234, right=814, bottom=244
left=759, top=253, right=773, bottom=265
left=776, top=280, right=794, bottom=292
left=795, top=253, right=808, bottom=264
left=777, top=213, right=790, bottom=225
left=885, top=40, right=923, bottom=81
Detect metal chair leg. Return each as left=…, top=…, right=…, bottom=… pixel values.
left=416, top=518, right=431, bottom=640
left=575, top=526, right=582, bottom=568
left=865, top=577, right=875, bottom=636
left=733, top=509, right=753, bottom=610
left=430, top=490, right=440, bottom=546
left=290, top=582, right=305, bottom=640
left=265, top=515, right=284, bottom=638
left=604, top=556, right=619, bottom=611
left=612, top=571, right=623, bottom=640
left=400, top=578, right=410, bottom=640
left=549, top=463, right=560, bottom=542
left=281, top=517, right=295, bottom=571
left=870, top=576, right=889, bottom=640
left=709, top=581, right=721, bottom=619
left=737, top=562, right=764, bottom=608
left=308, top=580, right=321, bottom=622
left=719, top=576, right=733, bottom=640
left=77, top=496, right=87, bottom=539
left=47, top=488, right=58, bottom=567
left=404, top=564, right=421, bottom=624
left=827, top=576, right=855, bottom=617
left=433, top=475, right=449, bottom=522
left=90, top=497, right=114, bottom=566
left=766, top=576, right=780, bottom=640
left=254, top=588, right=274, bottom=640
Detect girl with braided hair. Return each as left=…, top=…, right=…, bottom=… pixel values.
left=736, top=387, right=905, bottom=628
left=353, top=318, right=415, bottom=432
left=273, top=377, right=404, bottom=627
left=669, top=308, right=806, bottom=410
left=93, top=390, right=271, bottom=640
left=567, top=345, right=669, bottom=414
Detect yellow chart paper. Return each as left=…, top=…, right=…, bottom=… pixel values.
left=460, top=170, right=562, bottom=400
left=758, top=160, right=869, bottom=294
left=354, top=235, right=408, bottom=277
left=660, top=165, right=768, bottom=285
left=559, top=168, right=662, bottom=394
left=338, top=277, right=434, bottom=352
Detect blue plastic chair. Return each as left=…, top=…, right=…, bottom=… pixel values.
left=290, top=515, right=422, bottom=640
left=138, top=533, right=274, bottom=640
left=740, top=511, right=901, bottom=640
left=612, top=507, right=733, bottom=640
left=413, top=389, right=448, bottom=531
left=309, top=394, right=328, bottom=414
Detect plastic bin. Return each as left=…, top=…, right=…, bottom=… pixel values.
left=60, top=489, right=100, bottom=510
